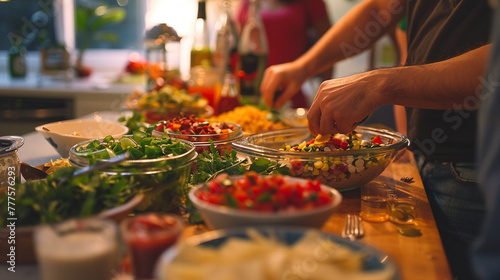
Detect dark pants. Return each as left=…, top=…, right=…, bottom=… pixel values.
left=417, top=157, right=485, bottom=280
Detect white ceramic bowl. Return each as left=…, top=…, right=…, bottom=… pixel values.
left=188, top=175, right=342, bottom=230
left=36, top=119, right=129, bottom=157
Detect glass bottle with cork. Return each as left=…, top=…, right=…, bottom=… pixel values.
left=191, top=0, right=212, bottom=67
left=236, top=0, right=268, bottom=104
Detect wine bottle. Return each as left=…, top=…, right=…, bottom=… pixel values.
left=237, top=0, right=268, bottom=102
left=191, top=0, right=212, bottom=67
left=213, top=0, right=239, bottom=78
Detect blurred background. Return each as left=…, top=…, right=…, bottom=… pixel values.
left=0, top=0, right=397, bottom=135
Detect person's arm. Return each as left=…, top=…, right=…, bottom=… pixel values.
left=307, top=44, right=492, bottom=135
left=261, top=0, right=406, bottom=108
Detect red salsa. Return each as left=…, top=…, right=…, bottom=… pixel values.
left=154, top=115, right=235, bottom=141
left=197, top=172, right=334, bottom=212
left=121, top=213, right=184, bottom=279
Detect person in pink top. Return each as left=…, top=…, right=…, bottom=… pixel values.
left=236, top=0, right=333, bottom=108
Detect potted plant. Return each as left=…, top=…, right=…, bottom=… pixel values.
left=75, top=1, right=126, bottom=77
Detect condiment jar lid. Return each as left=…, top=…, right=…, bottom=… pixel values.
left=0, top=136, right=24, bottom=156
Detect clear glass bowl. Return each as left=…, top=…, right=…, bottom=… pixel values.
left=152, top=122, right=243, bottom=156
left=69, top=136, right=197, bottom=213
left=0, top=136, right=24, bottom=189
left=231, top=127, right=410, bottom=191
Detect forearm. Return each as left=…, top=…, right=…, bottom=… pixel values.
left=380, top=44, right=492, bottom=110
left=297, top=0, right=406, bottom=77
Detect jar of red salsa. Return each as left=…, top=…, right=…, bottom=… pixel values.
left=120, top=213, right=184, bottom=279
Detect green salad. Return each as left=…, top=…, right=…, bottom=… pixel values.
left=0, top=167, right=139, bottom=227
left=73, top=130, right=191, bottom=161
left=70, top=132, right=195, bottom=213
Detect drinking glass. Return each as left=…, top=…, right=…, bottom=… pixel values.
left=360, top=180, right=390, bottom=222
left=34, top=218, right=119, bottom=280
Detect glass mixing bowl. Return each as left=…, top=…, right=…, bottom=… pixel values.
left=231, top=127, right=409, bottom=191
left=69, top=136, right=196, bottom=213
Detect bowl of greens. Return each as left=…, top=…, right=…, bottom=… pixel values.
left=0, top=167, right=144, bottom=264
left=69, top=131, right=197, bottom=213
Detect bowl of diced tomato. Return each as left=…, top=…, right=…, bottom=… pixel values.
left=152, top=115, right=243, bottom=155
left=188, top=172, right=342, bottom=229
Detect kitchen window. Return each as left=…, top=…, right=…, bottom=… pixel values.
left=0, top=0, right=210, bottom=74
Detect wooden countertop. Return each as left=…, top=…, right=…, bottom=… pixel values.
left=183, top=150, right=453, bottom=280
left=12, top=118, right=452, bottom=280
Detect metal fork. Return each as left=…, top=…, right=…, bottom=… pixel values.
left=342, top=214, right=365, bottom=241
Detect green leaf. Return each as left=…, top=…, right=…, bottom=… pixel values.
left=90, top=7, right=126, bottom=31
left=79, top=195, right=96, bottom=217
left=75, top=7, right=90, bottom=32
left=225, top=193, right=238, bottom=208
left=257, top=192, right=271, bottom=203
left=128, top=147, right=145, bottom=160
left=145, top=145, right=162, bottom=158
left=249, top=158, right=272, bottom=173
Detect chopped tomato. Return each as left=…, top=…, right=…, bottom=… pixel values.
left=197, top=173, right=333, bottom=212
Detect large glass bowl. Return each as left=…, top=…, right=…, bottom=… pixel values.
left=231, top=127, right=410, bottom=191
left=69, top=136, right=197, bottom=213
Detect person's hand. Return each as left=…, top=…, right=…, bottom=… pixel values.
left=260, top=61, right=307, bottom=108
left=307, top=70, right=385, bottom=136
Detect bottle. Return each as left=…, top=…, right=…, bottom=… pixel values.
left=213, top=0, right=239, bottom=78
left=191, top=0, right=212, bottom=67
left=236, top=0, right=268, bottom=102
left=9, top=37, right=27, bottom=78
left=217, top=70, right=241, bottom=114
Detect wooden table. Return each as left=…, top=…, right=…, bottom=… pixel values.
left=10, top=124, right=452, bottom=280
left=183, top=150, right=453, bottom=280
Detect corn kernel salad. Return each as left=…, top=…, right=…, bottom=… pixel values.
left=280, top=133, right=389, bottom=189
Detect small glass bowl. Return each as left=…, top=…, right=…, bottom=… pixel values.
left=153, top=122, right=243, bottom=156
left=231, top=127, right=409, bottom=191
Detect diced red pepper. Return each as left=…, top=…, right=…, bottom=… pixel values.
left=339, top=141, right=349, bottom=149
left=372, top=135, right=383, bottom=144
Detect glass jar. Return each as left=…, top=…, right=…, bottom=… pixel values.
left=187, top=66, right=220, bottom=111
left=0, top=136, right=24, bottom=189
left=68, top=137, right=196, bottom=213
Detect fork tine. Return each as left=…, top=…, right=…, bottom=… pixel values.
left=342, top=214, right=350, bottom=238
left=355, top=215, right=365, bottom=237
left=350, top=215, right=358, bottom=235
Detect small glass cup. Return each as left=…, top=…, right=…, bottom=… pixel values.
left=387, top=189, right=417, bottom=225
left=360, top=180, right=390, bottom=222
left=34, top=218, right=119, bottom=280
left=120, top=213, right=184, bottom=280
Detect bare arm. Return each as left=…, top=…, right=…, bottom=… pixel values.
left=307, top=44, right=492, bottom=135
left=261, top=0, right=406, bottom=108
